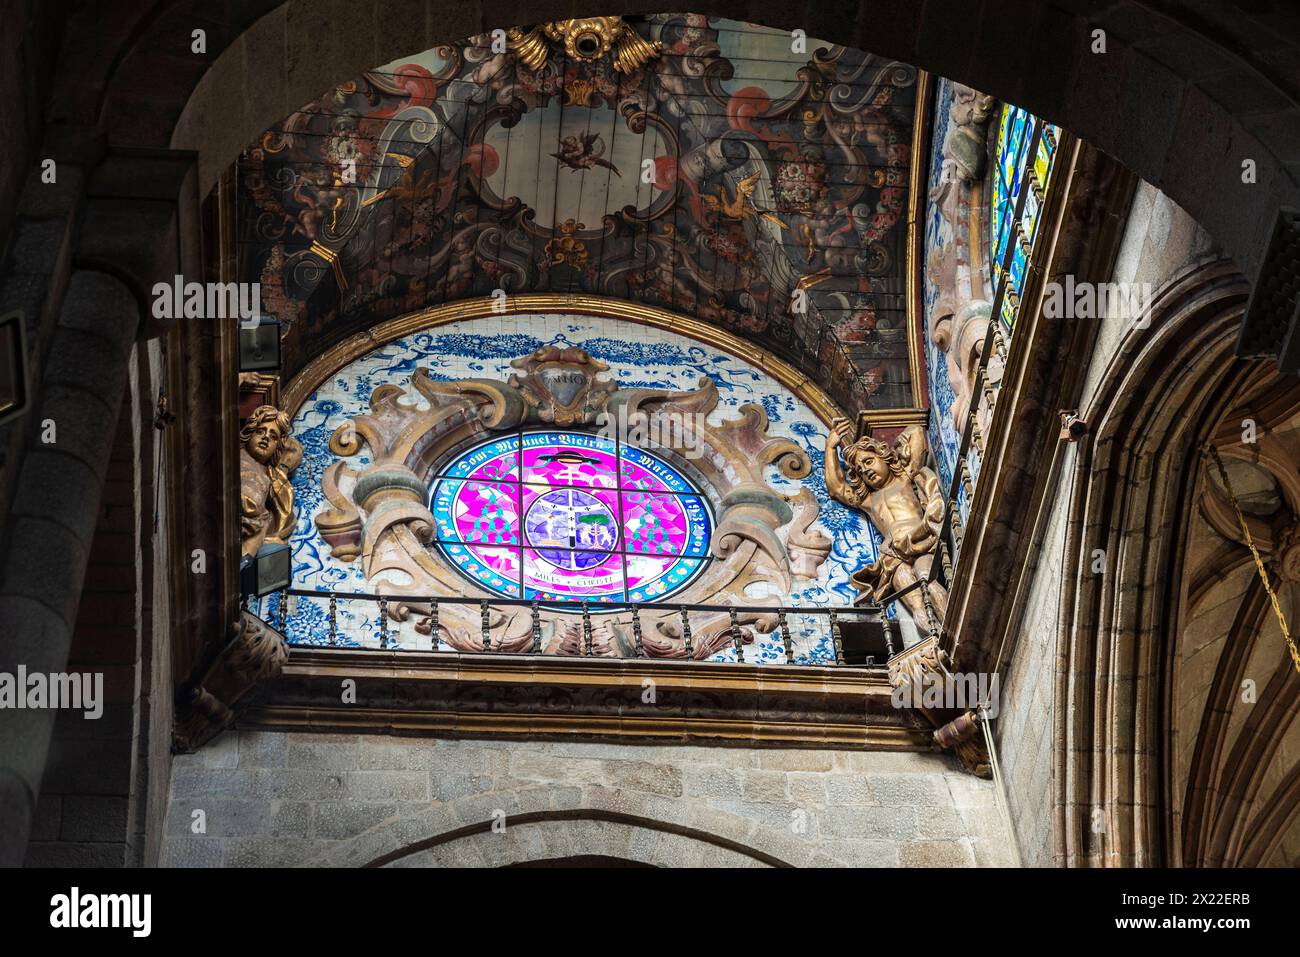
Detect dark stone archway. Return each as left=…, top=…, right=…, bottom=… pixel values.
left=33, top=0, right=1297, bottom=288
left=2, top=0, right=1299, bottom=865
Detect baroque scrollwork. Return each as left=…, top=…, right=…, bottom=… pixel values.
left=315, top=346, right=828, bottom=658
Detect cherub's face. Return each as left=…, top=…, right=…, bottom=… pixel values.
left=860, top=451, right=888, bottom=490
left=246, top=421, right=282, bottom=464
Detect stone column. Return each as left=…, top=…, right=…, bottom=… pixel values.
left=0, top=269, right=139, bottom=865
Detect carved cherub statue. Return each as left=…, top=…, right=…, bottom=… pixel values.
left=239, top=405, right=303, bottom=558
left=824, top=420, right=948, bottom=624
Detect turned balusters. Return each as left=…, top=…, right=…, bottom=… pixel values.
left=879, top=602, right=897, bottom=658
left=631, top=605, right=644, bottom=658
left=938, top=537, right=954, bottom=584
left=729, top=607, right=744, bottom=664
left=919, top=579, right=941, bottom=643
left=949, top=497, right=965, bottom=553
left=778, top=608, right=794, bottom=664
left=829, top=609, right=845, bottom=665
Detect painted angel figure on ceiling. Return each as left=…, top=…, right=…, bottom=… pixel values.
left=551, top=133, right=621, bottom=176
left=824, top=421, right=948, bottom=625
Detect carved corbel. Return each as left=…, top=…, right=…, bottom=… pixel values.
left=887, top=635, right=991, bottom=777
left=175, top=612, right=289, bottom=751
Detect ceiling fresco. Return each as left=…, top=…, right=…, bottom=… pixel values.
left=238, top=14, right=920, bottom=413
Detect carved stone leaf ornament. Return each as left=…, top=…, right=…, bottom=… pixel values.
left=314, top=345, right=829, bottom=658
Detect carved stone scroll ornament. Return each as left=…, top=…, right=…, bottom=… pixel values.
left=239, top=405, right=303, bottom=558
left=315, top=346, right=829, bottom=657
left=824, top=420, right=948, bottom=624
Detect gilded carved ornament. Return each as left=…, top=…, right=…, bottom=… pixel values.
left=239, top=405, right=303, bottom=558
left=506, top=18, right=663, bottom=75
left=823, top=420, right=948, bottom=624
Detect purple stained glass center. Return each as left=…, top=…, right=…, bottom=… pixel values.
left=429, top=430, right=712, bottom=604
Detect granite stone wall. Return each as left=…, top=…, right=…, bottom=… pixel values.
left=161, top=732, right=1012, bottom=867
left=991, top=183, right=1217, bottom=866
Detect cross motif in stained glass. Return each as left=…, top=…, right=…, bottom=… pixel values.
left=429, top=430, right=711, bottom=604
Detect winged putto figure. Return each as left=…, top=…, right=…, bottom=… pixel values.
left=824, top=421, right=948, bottom=624
left=551, top=133, right=621, bottom=177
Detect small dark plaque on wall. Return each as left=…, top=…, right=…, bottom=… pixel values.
left=0, top=311, right=28, bottom=426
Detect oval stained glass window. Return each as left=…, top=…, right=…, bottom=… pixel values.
left=429, top=430, right=712, bottom=604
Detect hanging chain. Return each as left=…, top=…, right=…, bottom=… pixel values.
left=679, top=606, right=693, bottom=659
left=328, top=593, right=337, bottom=646
left=480, top=600, right=491, bottom=653
left=729, top=607, right=744, bottom=664
left=581, top=601, right=593, bottom=657
left=530, top=600, right=542, bottom=654
left=1205, top=445, right=1299, bottom=676
left=429, top=598, right=440, bottom=651
left=378, top=597, right=388, bottom=649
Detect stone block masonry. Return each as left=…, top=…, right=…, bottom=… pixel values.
left=161, top=732, right=1012, bottom=867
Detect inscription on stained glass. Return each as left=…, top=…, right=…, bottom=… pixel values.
left=430, top=430, right=711, bottom=604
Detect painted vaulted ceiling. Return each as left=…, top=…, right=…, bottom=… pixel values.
left=238, top=14, right=920, bottom=413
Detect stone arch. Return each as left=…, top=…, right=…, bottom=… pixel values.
left=129, top=0, right=1297, bottom=279
left=299, top=783, right=813, bottom=868
left=372, top=810, right=788, bottom=868
left=1054, top=255, right=1290, bottom=867
left=1176, top=367, right=1300, bottom=868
